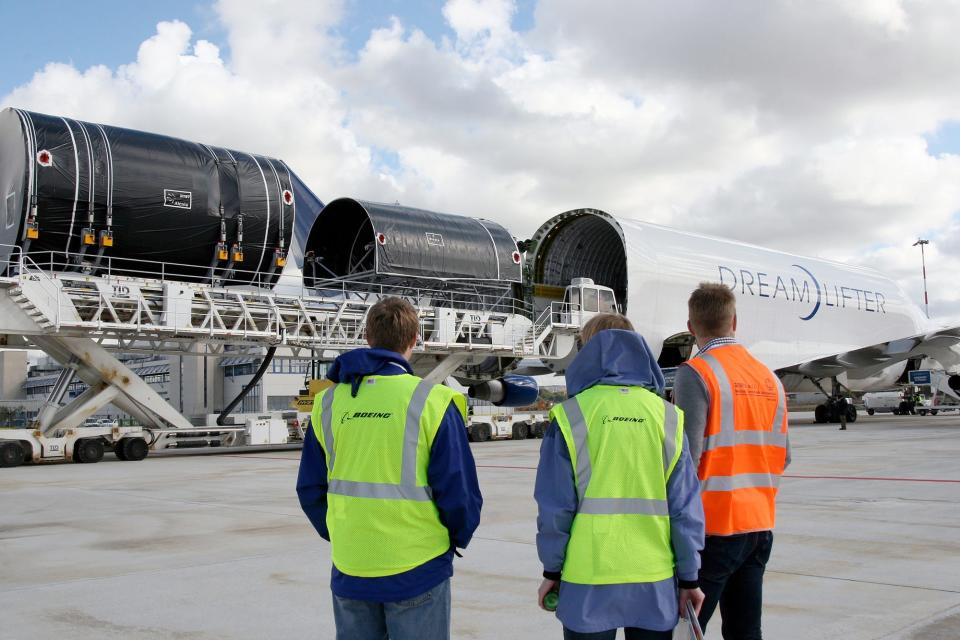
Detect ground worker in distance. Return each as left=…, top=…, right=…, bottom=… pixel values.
left=535, top=313, right=706, bottom=639
left=673, top=283, right=790, bottom=639
left=297, top=296, right=482, bottom=640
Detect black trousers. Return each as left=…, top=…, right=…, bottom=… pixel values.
left=698, top=531, right=774, bottom=640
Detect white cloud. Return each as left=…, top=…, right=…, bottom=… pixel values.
left=3, top=0, right=960, bottom=320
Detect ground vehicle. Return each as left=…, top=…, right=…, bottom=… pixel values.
left=863, top=392, right=903, bottom=416
left=466, top=410, right=548, bottom=442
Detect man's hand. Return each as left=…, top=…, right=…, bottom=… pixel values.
left=679, top=587, right=705, bottom=618
left=538, top=578, right=559, bottom=610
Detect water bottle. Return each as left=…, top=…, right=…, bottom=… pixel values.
left=543, top=589, right=559, bottom=612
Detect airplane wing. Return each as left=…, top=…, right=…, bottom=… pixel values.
left=778, top=324, right=960, bottom=380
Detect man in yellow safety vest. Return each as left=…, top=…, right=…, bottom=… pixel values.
left=298, top=297, right=482, bottom=640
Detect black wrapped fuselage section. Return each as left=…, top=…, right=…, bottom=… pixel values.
left=0, top=108, right=296, bottom=285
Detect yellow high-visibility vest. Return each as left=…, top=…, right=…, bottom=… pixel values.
left=552, top=385, right=683, bottom=584
left=312, top=374, right=466, bottom=577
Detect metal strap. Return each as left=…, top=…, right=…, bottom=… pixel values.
left=320, top=387, right=336, bottom=472
left=400, top=379, right=435, bottom=487
left=578, top=497, right=669, bottom=516
left=563, top=398, right=592, bottom=505
left=329, top=479, right=433, bottom=502
left=701, top=473, right=781, bottom=492
left=662, top=399, right=678, bottom=476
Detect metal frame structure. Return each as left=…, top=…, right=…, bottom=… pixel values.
left=0, top=245, right=580, bottom=445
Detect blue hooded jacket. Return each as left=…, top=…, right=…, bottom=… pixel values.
left=297, top=347, right=483, bottom=602
left=534, top=330, right=705, bottom=633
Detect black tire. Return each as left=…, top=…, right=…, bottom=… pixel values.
left=918, top=409, right=928, bottom=417
left=814, top=405, right=829, bottom=424
left=513, top=423, right=529, bottom=441
left=0, top=442, right=25, bottom=468
left=866, top=408, right=875, bottom=416
left=77, top=438, right=104, bottom=464
left=475, top=423, right=491, bottom=442
left=846, top=405, right=858, bottom=423
left=123, top=438, right=149, bottom=461
left=931, top=410, right=939, bottom=416
left=892, top=409, right=900, bottom=416
left=114, top=440, right=128, bottom=461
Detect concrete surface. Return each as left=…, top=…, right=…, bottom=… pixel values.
left=2, top=412, right=959, bottom=639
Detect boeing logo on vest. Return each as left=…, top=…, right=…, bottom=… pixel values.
left=340, top=411, right=393, bottom=424
left=601, top=415, right=646, bottom=426
left=717, top=264, right=887, bottom=322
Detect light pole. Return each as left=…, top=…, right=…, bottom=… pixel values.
left=913, top=239, right=930, bottom=318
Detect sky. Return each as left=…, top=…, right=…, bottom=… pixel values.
left=2, top=0, right=959, bottom=320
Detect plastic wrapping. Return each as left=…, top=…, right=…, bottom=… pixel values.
left=0, top=108, right=301, bottom=284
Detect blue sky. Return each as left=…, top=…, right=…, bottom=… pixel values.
left=0, top=0, right=536, bottom=98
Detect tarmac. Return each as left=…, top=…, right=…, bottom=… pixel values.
left=2, top=412, right=959, bottom=639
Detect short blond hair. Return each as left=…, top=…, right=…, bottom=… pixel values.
left=366, top=297, right=419, bottom=353
left=580, top=313, right=634, bottom=345
left=688, top=283, right=736, bottom=336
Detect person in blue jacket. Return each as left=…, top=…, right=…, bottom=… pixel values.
left=535, top=313, right=705, bottom=639
left=297, top=297, right=482, bottom=640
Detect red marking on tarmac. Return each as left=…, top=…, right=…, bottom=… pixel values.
left=783, top=474, right=960, bottom=484
left=217, top=458, right=960, bottom=483
left=476, top=465, right=960, bottom=484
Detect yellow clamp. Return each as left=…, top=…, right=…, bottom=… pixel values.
left=100, top=230, right=114, bottom=247
left=82, top=229, right=96, bottom=245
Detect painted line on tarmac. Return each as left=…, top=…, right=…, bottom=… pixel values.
left=478, top=465, right=960, bottom=484
left=768, top=569, right=960, bottom=594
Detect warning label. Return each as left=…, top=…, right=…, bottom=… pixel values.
left=426, top=232, right=444, bottom=247
left=164, top=189, right=192, bottom=210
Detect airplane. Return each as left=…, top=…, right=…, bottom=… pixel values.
left=519, top=207, right=960, bottom=423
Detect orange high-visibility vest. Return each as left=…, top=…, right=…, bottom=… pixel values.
left=684, top=344, right=788, bottom=536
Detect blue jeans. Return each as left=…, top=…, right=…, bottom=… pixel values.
left=698, top=531, right=774, bottom=640
left=562, top=628, right=672, bottom=640
left=331, top=579, right=451, bottom=640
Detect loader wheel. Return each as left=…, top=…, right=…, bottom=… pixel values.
left=114, top=440, right=128, bottom=461
left=0, top=442, right=25, bottom=468
left=866, top=409, right=875, bottom=416
left=123, top=438, right=149, bottom=461
left=77, top=438, right=104, bottom=464
left=512, top=423, right=529, bottom=441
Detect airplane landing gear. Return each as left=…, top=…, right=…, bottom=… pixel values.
left=810, top=377, right=857, bottom=427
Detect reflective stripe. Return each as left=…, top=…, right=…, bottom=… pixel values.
left=704, top=428, right=788, bottom=450
left=702, top=473, right=781, bottom=492
left=329, top=479, right=433, bottom=502
left=320, top=388, right=336, bottom=472
left=400, top=380, right=434, bottom=486
left=700, top=353, right=734, bottom=436
left=662, top=399, right=678, bottom=476
left=563, top=398, right=592, bottom=504
left=579, top=497, right=669, bottom=516
left=699, top=353, right=788, bottom=452
left=771, top=375, right=787, bottom=433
